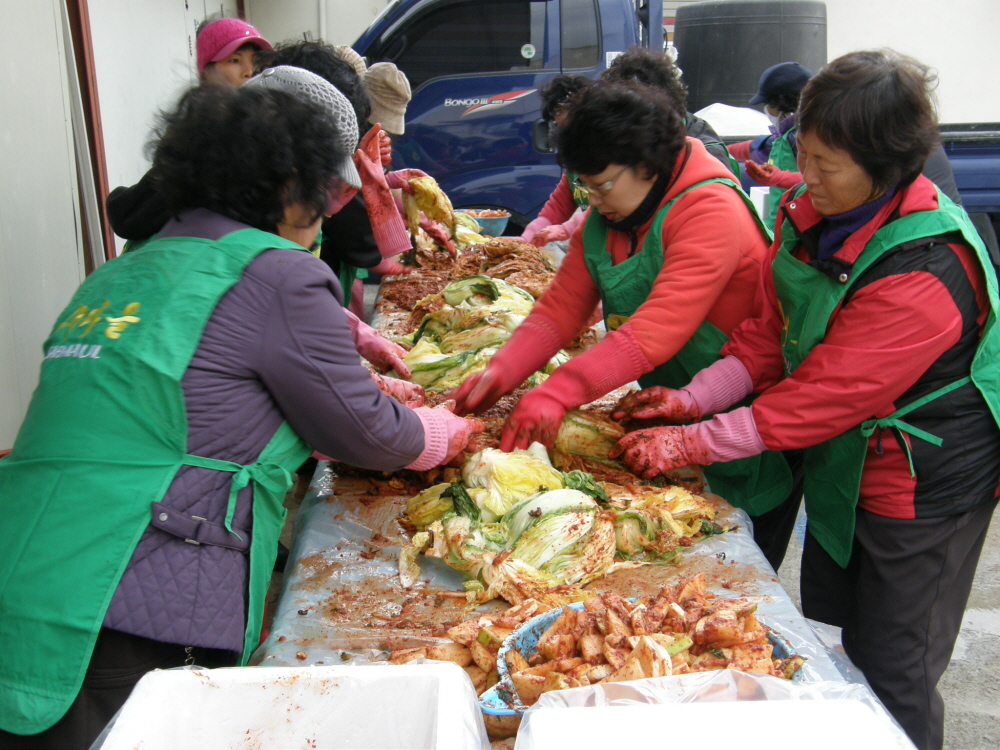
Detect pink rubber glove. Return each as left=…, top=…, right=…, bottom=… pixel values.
left=612, top=356, right=753, bottom=423
left=372, top=372, right=424, bottom=407
left=345, top=308, right=411, bottom=377
left=745, top=160, right=803, bottom=190
left=451, top=315, right=565, bottom=416
left=611, top=407, right=766, bottom=479
left=407, top=403, right=486, bottom=470
left=501, top=327, right=650, bottom=451
left=370, top=257, right=414, bottom=276
left=326, top=179, right=360, bottom=216
left=520, top=215, right=553, bottom=244
left=530, top=223, right=571, bottom=247
left=385, top=168, right=430, bottom=193
left=420, top=215, right=456, bottom=257
left=354, top=130, right=412, bottom=258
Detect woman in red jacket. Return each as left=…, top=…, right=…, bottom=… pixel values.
left=612, top=50, right=1000, bottom=750
left=454, top=80, right=802, bottom=567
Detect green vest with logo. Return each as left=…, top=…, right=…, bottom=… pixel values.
left=0, top=228, right=312, bottom=734
left=766, top=126, right=798, bottom=229
left=772, top=186, right=1000, bottom=567
left=582, top=178, right=792, bottom=516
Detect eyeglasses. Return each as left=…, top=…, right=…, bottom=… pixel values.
left=571, top=165, right=630, bottom=198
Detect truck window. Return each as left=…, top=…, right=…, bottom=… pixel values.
left=381, top=0, right=551, bottom=89
left=561, top=0, right=600, bottom=69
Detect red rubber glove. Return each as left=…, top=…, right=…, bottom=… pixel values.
left=385, top=168, right=430, bottom=193
left=612, top=387, right=702, bottom=423
left=451, top=315, right=565, bottom=416
left=407, top=403, right=486, bottom=469
left=612, top=356, right=753, bottom=423
left=745, top=160, right=803, bottom=190
left=378, top=128, right=393, bottom=168
left=370, top=257, right=414, bottom=276
left=372, top=372, right=424, bottom=407
left=530, top=224, right=571, bottom=247
left=354, top=129, right=411, bottom=258
left=611, top=407, right=766, bottom=479
left=345, top=309, right=411, bottom=377
left=420, top=215, right=456, bottom=257
left=500, top=327, right=649, bottom=451
left=610, top=425, right=712, bottom=479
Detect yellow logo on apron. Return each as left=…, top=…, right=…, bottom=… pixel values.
left=606, top=314, right=630, bottom=331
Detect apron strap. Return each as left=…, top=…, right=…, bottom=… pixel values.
left=181, top=453, right=294, bottom=542
left=860, top=376, right=972, bottom=477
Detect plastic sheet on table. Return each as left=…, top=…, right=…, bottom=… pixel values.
left=515, top=670, right=915, bottom=750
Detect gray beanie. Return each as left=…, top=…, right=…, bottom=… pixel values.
left=246, top=65, right=362, bottom=189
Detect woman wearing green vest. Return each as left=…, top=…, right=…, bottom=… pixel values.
left=612, top=50, right=1000, bottom=750
left=453, top=80, right=802, bottom=568
left=727, top=61, right=813, bottom=229
left=0, top=72, right=479, bottom=749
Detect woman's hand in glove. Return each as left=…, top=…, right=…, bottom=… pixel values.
left=745, top=160, right=802, bottom=189
left=436, top=400, right=486, bottom=463
left=372, top=372, right=425, bottom=407
left=610, top=426, right=711, bottom=479
left=420, top=216, right=456, bottom=257
left=351, top=317, right=411, bottom=377
left=370, top=257, right=414, bottom=276
left=612, top=386, right=702, bottom=423
left=385, top=168, right=430, bottom=193
left=530, top=224, right=571, bottom=247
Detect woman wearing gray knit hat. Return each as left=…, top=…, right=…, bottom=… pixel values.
left=247, top=65, right=363, bottom=191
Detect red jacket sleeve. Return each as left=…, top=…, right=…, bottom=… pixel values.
left=537, top=174, right=580, bottom=225
left=529, top=225, right=603, bottom=345
left=728, top=140, right=752, bottom=162
left=749, top=269, right=965, bottom=451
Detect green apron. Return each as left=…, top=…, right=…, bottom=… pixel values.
left=0, top=228, right=312, bottom=734
left=582, top=178, right=791, bottom=515
left=565, top=169, right=591, bottom=209
left=766, top=126, right=798, bottom=229
left=772, top=186, right=1000, bottom=567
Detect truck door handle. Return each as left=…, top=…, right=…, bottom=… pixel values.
left=533, top=119, right=553, bottom=153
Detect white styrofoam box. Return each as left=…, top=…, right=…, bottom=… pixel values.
left=750, top=186, right=770, bottom=221
left=515, top=699, right=914, bottom=750
left=96, top=662, right=490, bottom=750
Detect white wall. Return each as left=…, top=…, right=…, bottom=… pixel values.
left=0, top=0, right=88, bottom=448
left=247, top=0, right=393, bottom=48
left=87, top=0, right=240, bottom=255
left=826, top=0, right=1000, bottom=124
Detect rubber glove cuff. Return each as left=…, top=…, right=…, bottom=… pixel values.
left=683, top=356, right=755, bottom=418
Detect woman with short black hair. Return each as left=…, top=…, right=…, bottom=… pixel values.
left=0, top=74, right=479, bottom=749
left=455, top=80, right=801, bottom=567
left=613, top=49, right=1000, bottom=750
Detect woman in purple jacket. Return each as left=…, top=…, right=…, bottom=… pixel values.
left=0, top=70, right=480, bottom=749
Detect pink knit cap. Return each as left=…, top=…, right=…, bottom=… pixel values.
left=196, top=18, right=272, bottom=74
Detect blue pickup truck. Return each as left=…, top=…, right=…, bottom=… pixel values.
left=354, top=0, right=999, bottom=242
left=354, top=0, right=663, bottom=233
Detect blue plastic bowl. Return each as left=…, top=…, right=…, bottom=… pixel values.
left=460, top=210, right=509, bottom=237
left=479, top=600, right=802, bottom=716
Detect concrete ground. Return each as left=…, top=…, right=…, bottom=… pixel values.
left=776, top=507, right=1000, bottom=750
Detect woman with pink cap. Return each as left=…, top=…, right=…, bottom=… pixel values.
left=196, top=16, right=272, bottom=88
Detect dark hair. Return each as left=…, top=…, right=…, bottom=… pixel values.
left=258, top=41, right=371, bottom=127
left=798, top=49, right=939, bottom=197
left=555, top=80, right=686, bottom=178
left=602, top=46, right=687, bottom=115
left=768, top=90, right=801, bottom=117
left=150, top=85, right=345, bottom=232
left=540, top=75, right=591, bottom=123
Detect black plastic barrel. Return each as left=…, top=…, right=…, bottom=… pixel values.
left=674, top=0, right=827, bottom=113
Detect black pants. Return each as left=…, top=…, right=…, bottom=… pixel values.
left=801, top=500, right=998, bottom=750
left=0, top=627, right=237, bottom=750
left=749, top=449, right=805, bottom=571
